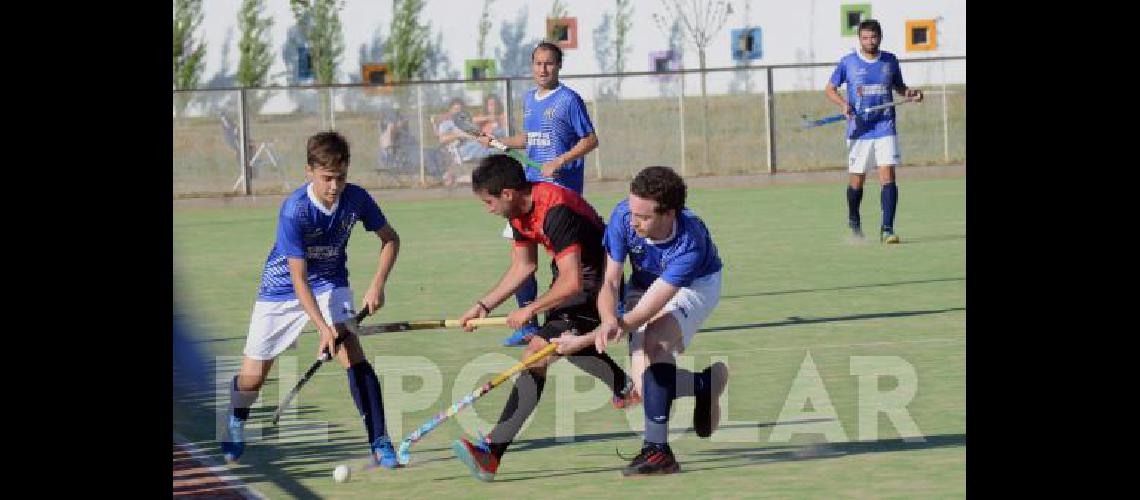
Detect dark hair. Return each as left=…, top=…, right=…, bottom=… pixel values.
left=307, top=131, right=351, bottom=169
left=857, top=19, right=882, bottom=37
left=531, top=42, right=563, bottom=65
left=472, top=154, right=531, bottom=196
left=484, top=93, right=502, bottom=110
left=630, top=166, right=686, bottom=214
left=448, top=97, right=465, bottom=108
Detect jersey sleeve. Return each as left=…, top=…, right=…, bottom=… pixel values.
left=603, top=204, right=629, bottom=263
left=890, top=56, right=906, bottom=91
left=565, top=92, right=595, bottom=138
left=275, top=205, right=306, bottom=259
left=829, top=58, right=847, bottom=88
left=511, top=222, right=530, bottom=246
left=355, top=187, right=388, bottom=232
left=543, top=205, right=589, bottom=259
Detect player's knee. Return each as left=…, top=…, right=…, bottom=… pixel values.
left=236, top=373, right=266, bottom=392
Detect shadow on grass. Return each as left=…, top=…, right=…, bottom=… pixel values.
left=174, top=358, right=381, bottom=499
left=682, top=433, right=966, bottom=474
left=699, top=306, right=966, bottom=334
left=720, top=276, right=965, bottom=300
left=456, top=433, right=965, bottom=483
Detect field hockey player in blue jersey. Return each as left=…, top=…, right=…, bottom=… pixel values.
left=220, top=131, right=403, bottom=469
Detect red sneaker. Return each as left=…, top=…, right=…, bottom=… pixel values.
left=453, top=436, right=499, bottom=482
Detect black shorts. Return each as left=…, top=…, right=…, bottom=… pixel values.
left=535, top=303, right=601, bottom=341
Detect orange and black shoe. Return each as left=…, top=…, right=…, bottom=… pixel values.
left=694, top=361, right=729, bottom=438
left=622, top=443, right=680, bottom=477
left=453, top=434, right=499, bottom=482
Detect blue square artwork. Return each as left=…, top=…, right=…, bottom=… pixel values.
left=731, top=28, right=762, bottom=61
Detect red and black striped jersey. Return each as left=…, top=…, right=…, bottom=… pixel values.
left=510, top=182, right=607, bottom=302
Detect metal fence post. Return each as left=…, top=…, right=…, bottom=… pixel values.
left=678, top=71, right=687, bottom=176
left=504, top=78, right=514, bottom=136
left=328, top=86, right=336, bottom=130
left=237, top=89, right=253, bottom=195
left=416, top=85, right=426, bottom=187
left=765, top=67, right=776, bottom=174
left=941, top=60, right=950, bottom=163
left=592, top=96, right=602, bottom=180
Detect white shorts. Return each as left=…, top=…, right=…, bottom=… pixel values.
left=847, top=135, right=901, bottom=174
left=243, top=287, right=355, bottom=361
left=627, top=271, right=722, bottom=351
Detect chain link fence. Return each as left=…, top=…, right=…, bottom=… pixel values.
left=173, top=56, right=964, bottom=198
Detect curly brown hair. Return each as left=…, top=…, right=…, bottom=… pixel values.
left=630, top=166, right=686, bottom=214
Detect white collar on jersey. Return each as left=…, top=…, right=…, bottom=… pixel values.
left=306, top=182, right=340, bottom=215
left=855, top=49, right=881, bottom=64
left=534, top=85, right=564, bottom=102
left=645, top=218, right=679, bottom=245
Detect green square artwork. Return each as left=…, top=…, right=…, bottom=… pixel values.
left=841, top=4, right=872, bottom=36
left=464, top=59, right=497, bottom=90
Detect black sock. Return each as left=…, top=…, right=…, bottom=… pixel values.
left=847, top=186, right=863, bottom=226
left=881, top=182, right=898, bottom=231
left=231, top=375, right=257, bottom=421
left=566, top=345, right=630, bottom=397
left=643, top=363, right=677, bottom=445
left=347, top=361, right=388, bottom=445
left=487, top=370, right=546, bottom=459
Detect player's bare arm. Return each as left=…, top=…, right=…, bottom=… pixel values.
left=459, top=243, right=539, bottom=331
left=824, top=82, right=852, bottom=118
left=613, top=277, right=681, bottom=341
left=592, top=256, right=626, bottom=353
left=479, top=132, right=526, bottom=149
left=287, top=257, right=340, bottom=358
left=362, top=223, right=400, bottom=315
left=541, top=132, right=598, bottom=178
left=507, top=248, right=584, bottom=329
left=896, top=84, right=924, bottom=102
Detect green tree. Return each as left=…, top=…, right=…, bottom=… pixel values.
left=237, top=0, right=274, bottom=88
left=385, top=0, right=431, bottom=81
left=173, top=0, right=206, bottom=118
left=614, top=0, right=632, bottom=76
left=173, top=0, right=206, bottom=90
left=545, top=0, right=568, bottom=42
left=653, top=0, right=733, bottom=173
left=288, top=0, right=345, bottom=85
left=477, top=0, right=496, bottom=59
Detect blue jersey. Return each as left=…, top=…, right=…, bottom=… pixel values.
left=603, top=200, right=723, bottom=290
left=257, top=183, right=387, bottom=301
left=828, top=50, right=906, bottom=140
left=522, top=84, right=595, bottom=194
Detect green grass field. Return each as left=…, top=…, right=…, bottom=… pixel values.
left=173, top=175, right=966, bottom=498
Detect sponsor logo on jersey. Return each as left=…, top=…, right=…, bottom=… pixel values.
left=544, top=107, right=556, bottom=120
left=306, top=246, right=340, bottom=259
left=527, top=131, right=552, bottom=147
left=859, top=84, right=889, bottom=96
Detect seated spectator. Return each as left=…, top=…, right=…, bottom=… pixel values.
left=436, top=98, right=498, bottom=163
left=472, top=94, right=509, bottom=138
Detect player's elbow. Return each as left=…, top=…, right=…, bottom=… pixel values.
left=561, top=274, right=583, bottom=295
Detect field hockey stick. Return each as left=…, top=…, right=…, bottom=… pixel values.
left=798, top=98, right=916, bottom=130
left=270, top=308, right=369, bottom=425
left=355, top=316, right=508, bottom=336
left=395, top=341, right=560, bottom=465
left=451, top=110, right=547, bottom=173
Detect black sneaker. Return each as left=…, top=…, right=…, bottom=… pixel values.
left=849, top=222, right=864, bottom=239
left=622, top=444, right=680, bottom=476
left=694, top=362, right=729, bottom=438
